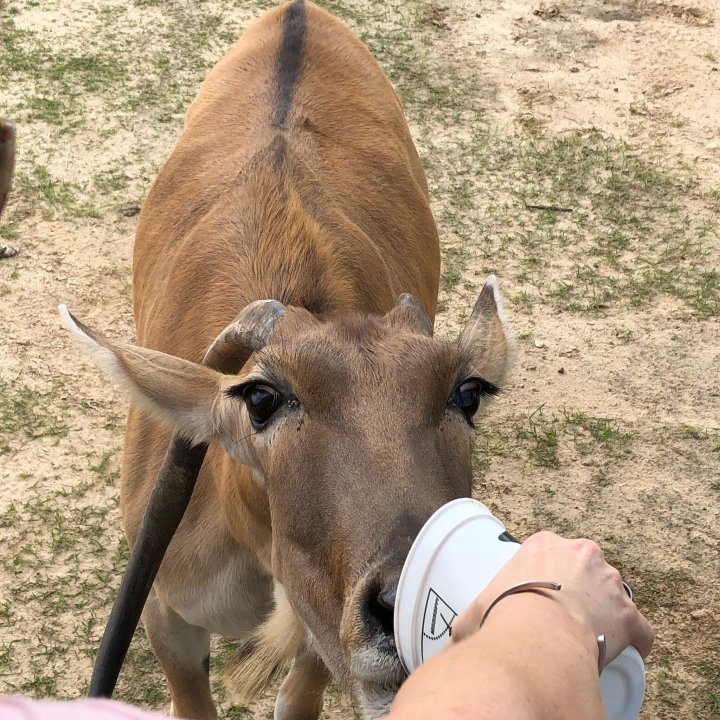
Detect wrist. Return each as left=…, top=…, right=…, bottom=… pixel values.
left=389, top=591, right=605, bottom=720
left=480, top=590, right=600, bottom=666
left=478, top=580, right=561, bottom=629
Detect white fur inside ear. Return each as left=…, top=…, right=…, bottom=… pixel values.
left=483, top=274, right=508, bottom=330
left=58, top=303, right=82, bottom=337
left=59, top=305, right=217, bottom=445
left=485, top=276, right=517, bottom=377
left=58, top=304, right=124, bottom=384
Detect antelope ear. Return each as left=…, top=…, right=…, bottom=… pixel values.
left=458, top=276, right=512, bottom=387
left=59, top=305, right=223, bottom=444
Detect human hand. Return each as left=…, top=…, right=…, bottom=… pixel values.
left=450, top=531, right=654, bottom=666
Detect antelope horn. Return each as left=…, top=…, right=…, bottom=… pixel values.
left=203, top=299, right=287, bottom=373
left=389, top=293, right=434, bottom=337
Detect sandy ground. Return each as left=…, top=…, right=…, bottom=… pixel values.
left=0, top=0, right=718, bottom=718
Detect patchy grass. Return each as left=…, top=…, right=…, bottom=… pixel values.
left=0, top=377, right=69, bottom=454
left=0, top=480, right=123, bottom=685
left=489, top=406, right=636, bottom=470
left=562, top=410, right=633, bottom=456
left=378, top=61, right=719, bottom=318
left=476, top=129, right=719, bottom=316
left=696, top=660, right=720, bottom=718
left=441, top=245, right=471, bottom=293
left=516, top=407, right=561, bottom=468
left=94, top=167, right=131, bottom=196
left=0, top=3, right=237, bottom=130
left=13, top=164, right=100, bottom=219
left=609, top=563, right=694, bottom=615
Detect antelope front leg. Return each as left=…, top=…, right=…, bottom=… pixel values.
left=142, top=591, right=217, bottom=720
left=274, top=644, right=331, bottom=720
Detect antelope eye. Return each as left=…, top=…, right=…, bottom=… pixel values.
left=453, top=380, right=481, bottom=420
left=244, top=384, right=283, bottom=428
left=451, top=378, right=498, bottom=423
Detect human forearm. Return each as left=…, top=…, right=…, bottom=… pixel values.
left=387, top=593, right=605, bottom=720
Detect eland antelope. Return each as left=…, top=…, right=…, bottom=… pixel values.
left=61, top=1, right=510, bottom=718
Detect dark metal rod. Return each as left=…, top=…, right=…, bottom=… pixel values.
left=88, top=435, right=207, bottom=698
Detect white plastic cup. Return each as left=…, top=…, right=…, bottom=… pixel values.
left=394, top=498, right=645, bottom=720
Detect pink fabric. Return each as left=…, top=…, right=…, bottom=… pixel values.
left=0, top=697, right=170, bottom=720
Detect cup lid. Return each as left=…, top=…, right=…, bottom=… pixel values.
left=394, top=498, right=504, bottom=673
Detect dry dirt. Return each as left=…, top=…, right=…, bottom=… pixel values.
left=0, top=0, right=718, bottom=718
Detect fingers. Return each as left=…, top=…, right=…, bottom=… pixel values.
left=448, top=530, right=654, bottom=670
left=630, top=609, right=655, bottom=659
left=605, top=566, right=654, bottom=662
left=603, top=600, right=654, bottom=664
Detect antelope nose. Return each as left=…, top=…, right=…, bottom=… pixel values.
left=364, top=577, right=399, bottom=639
left=379, top=581, right=397, bottom=611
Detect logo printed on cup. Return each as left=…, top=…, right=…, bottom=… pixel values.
left=421, top=589, right=458, bottom=662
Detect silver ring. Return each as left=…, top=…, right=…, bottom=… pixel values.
left=623, top=581, right=633, bottom=601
